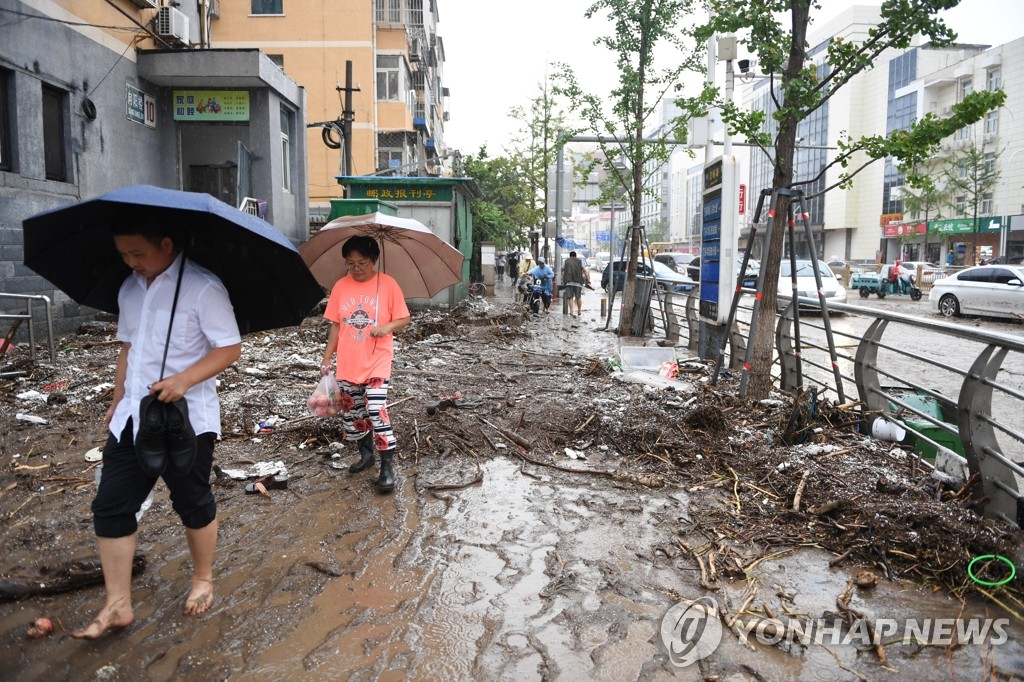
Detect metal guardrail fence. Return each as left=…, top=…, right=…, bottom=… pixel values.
left=635, top=285, right=1024, bottom=531
left=0, top=293, right=55, bottom=377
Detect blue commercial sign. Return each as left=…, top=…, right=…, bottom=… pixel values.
left=596, top=231, right=611, bottom=242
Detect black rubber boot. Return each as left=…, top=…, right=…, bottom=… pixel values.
left=376, top=449, right=395, bottom=493
left=349, top=433, right=375, bottom=473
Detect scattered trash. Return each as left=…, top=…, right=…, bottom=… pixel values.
left=41, top=380, right=68, bottom=392
left=15, top=413, right=48, bottom=425
left=658, top=361, right=679, bottom=379
left=257, top=415, right=284, bottom=433
left=245, top=474, right=289, bottom=498
left=16, top=390, right=47, bottom=403
left=563, top=448, right=587, bottom=460
left=871, top=417, right=906, bottom=442
left=84, top=447, right=103, bottom=463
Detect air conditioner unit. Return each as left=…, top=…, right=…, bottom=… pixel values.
left=208, top=0, right=220, bottom=19
left=156, top=6, right=189, bottom=45
left=409, top=38, right=422, bottom=62
left=127, top=0, right=157, bottom=8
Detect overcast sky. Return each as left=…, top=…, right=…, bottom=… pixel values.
left=438, top=0, right=1024, bottom=155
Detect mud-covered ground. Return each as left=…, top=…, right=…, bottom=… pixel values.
left=1, top=293, right=1022, bottom=681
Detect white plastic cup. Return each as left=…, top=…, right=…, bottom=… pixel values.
left=871, top=418, right=906, bottom=442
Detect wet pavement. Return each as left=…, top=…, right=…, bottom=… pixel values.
left=1, top=273, right=1022, bottom=681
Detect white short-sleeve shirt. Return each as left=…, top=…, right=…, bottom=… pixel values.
left=110, top=253, right=241, bottom=439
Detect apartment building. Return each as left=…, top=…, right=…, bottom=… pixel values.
left=211, top=0, right=451, bottom=217
left=672, top=6, right=1024, bottom=265
left=1, top=0, right=308, bottom=333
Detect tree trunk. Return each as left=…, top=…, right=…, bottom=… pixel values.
left=745, top=0, right=811, bottom=400
left=618, top=0, right=654, bottom=337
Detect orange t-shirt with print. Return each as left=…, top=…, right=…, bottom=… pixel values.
left=324, top=272, right=410, bottom=384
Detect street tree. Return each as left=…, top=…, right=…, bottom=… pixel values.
left=555, top=0, right=702, bottom=336
left=943, top=141, right=1001, bottom=264
left=462, top=146, right=543, bottom=280
left=900, top=157, right=951, bottom=260
left=508, top=79, right=571, bottom=261
left=686, top=0, right=1006, bottom=399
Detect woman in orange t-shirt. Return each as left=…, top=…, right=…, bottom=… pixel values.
left=321, top=236, right=411, bottom=493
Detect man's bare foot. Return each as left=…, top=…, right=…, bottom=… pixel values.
left=71, top=602, right=134, bottom=640
left=184, top=578, right=214, bottom=616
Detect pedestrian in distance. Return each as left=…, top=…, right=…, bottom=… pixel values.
left=74, top=224, right=242, bottom=639
left=946, top=250, right=955, bottom=267
left=528, top=256, right=555, bottom=314
left=561, top=250, right=590, bottom=318
left=507, top=252, right=519, bottom=285
left=516, top=255, right=535, bottom=302
left=495, top=252, right=506, bottom=283
left=321, top=235, right=411, bottom=493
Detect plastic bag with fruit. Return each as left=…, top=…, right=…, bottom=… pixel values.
left=307, top=372, right=341, bottom=417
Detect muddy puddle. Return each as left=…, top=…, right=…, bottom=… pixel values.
left=1, top=281, right=1022, bottom=680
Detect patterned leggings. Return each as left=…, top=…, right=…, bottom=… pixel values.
left=338, top=378, right=395, bottom=452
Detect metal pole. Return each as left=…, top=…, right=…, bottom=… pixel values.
left=555, top=130, right=565, bottom=299
left=343, top=60, right=354, bottom=178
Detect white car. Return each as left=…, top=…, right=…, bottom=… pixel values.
left=928, top=265, right=1024, bottom=319
left=777, top=260, right=847, bottom=310
left=898, top=261, right=946, bottom=284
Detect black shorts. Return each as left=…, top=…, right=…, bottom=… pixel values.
left=92, top=418, right=217, bottom=538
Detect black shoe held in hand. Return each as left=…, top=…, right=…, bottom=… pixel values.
left=135, top=394, right=169, bottom=478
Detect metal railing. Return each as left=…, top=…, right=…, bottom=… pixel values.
left=0, top=293, right=55, bottom=376
left=641, top=286, right=1024, bottom=530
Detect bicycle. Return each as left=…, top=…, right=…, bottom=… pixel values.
left=468, top=281, right=487, bottom=298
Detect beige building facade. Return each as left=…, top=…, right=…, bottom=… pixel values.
left=210, top=0, right=450, bottom=216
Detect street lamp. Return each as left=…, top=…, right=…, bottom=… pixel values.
left=1000, top=106, right=1019, bottom=258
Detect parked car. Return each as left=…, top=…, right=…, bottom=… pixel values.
left=928, top=265, right=1024, bottom=319
left=826, top=260, right=867, bottom=275
left=601, top=258, right=696, bottom=294
left=654, top=252, right=696, bottom=273
left=593, top=252, right=611, bottom=272
left=687, top=254, right=760, bottom=288
left=777, top=260, right=848, bottom=310
left=898, top=261, right=946, bottom=284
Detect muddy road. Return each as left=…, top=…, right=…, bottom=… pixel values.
left=1, top=284, right=1023, bottom=681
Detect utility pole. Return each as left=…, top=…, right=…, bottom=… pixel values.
left=338, top=60, right=361, bottom=182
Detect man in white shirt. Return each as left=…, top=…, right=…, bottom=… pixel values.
left=73, top=224, right=241, bottom=640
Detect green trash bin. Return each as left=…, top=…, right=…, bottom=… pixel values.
left=885, top=387, right=964, bottom=461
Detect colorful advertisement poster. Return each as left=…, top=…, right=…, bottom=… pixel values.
left=172, top=90, right=250, bottom=121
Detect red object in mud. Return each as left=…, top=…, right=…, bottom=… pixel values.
left=26, top=617, right=54, bottom=638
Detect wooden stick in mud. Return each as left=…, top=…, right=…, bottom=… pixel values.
left=478, top=417, right=532, bottom=451
left=0, top=553, right=147, bottom=600
left=792, top=469, right=812, bottom=512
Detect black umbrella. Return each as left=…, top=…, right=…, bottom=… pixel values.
left=22, top=185, right=325, bottom=335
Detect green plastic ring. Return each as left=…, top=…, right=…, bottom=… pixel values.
left=967, top=554, right=1016, bottom=587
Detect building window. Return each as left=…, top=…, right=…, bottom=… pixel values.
left=981, top=193, right=993, bottom=214
left=42, top=85, right=67, bottom=182
left=267, top=54, right=285, bottom=70
left=376, top=55, right=402, bottom=101
left=987, top=67, right=1001, bottom=91
left=957, top=123, right=971, bottom=141
left=374, top=0, right=402, bottom=23
left=280, top=105, right=292, bottom=192
left=955, top=195, right=966, bottom=215
left=959, top=78, right=972, bottom=101
left=984, top=152, right=996, bottom=174
left=0, top=71, right=10, bottom=172
left=251, top=0, right=282, bottom=15
left=985, top=110, right=999, bottom=135
left=378, top=147, right=403, bottom=172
